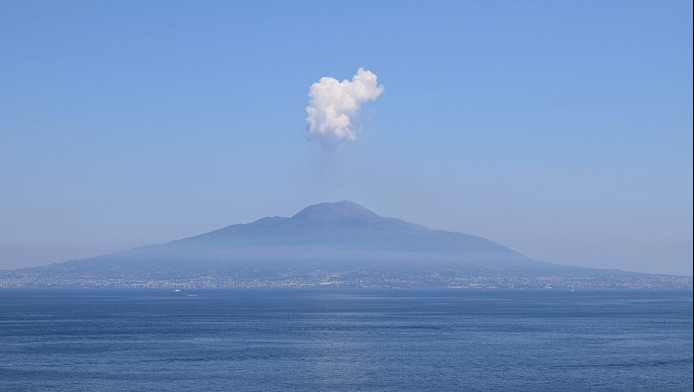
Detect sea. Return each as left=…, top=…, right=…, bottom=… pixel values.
left=0, top=289, right=691, bottom=391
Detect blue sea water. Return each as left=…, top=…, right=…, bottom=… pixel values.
left=0, top=289, right=691, bottom=391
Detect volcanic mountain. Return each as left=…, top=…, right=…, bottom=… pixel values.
left=7, top=201, right=685, bottom=288
left=50, top=201, right=553, bottom=274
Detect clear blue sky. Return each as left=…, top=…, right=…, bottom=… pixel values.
left=1, top=0, right=692, bottom=274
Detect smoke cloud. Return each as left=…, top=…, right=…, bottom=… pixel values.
left=305, top=68, right=384, bottom=148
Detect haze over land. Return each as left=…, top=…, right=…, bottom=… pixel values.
left=1, top=201, right=690, bottom=289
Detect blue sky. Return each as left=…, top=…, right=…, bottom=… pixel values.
left=1, top=0, right=692, bottom=274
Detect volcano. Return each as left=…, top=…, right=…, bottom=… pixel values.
left=5, top=201, right=682, bottom=288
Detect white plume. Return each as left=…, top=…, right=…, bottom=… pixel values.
left=305, top=68, right=384, bottom=148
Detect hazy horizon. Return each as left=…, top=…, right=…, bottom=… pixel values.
left=1, top=199, right=691, bottom=277
left=1, top=1, right=692, bottom=276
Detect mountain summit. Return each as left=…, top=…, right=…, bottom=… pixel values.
left=285, top=200, right=386, bottom=229
left=294, top=200, right=380, bottom=221
left=6, top=200, right=683, bottom=289
left=204, top=201, right=416, bottom=235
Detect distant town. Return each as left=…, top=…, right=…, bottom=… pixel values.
left=1, top=268, right=691, bottom=290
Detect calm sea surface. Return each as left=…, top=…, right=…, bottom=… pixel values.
left=0, top=289, right=691, bottom=391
